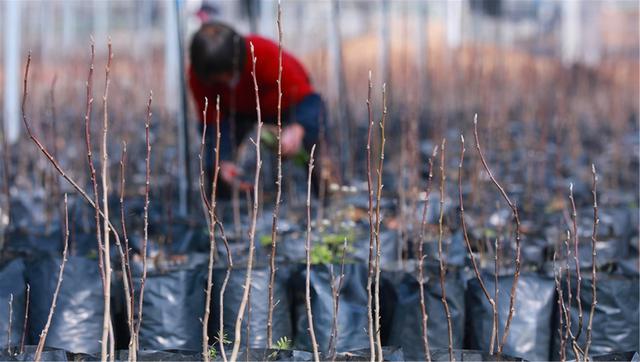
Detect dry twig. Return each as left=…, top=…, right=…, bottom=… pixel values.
left=584, top=165, right=599, bottom=360
left=373, top=84, right=387, bottom=361
left=437, top=139, right=454, bottom=361
left=100, top=40, right=114, bottom=361
left=417, top=146, right=437, bottom=362
left=19, top=284, right=29, bottom=354
left=304, top=145, right=319, bottom=362
left=267, top=0, right=284, bottom=347
left=473, top=115, right=521, bottom=353
left=364, top=70, right=376, bottom=362
left=458, top=134, right=498, bottom=354
left=230, top=43, right=263, bottom=362
left=35, top=194, right=70, bottom=362
left=133, top=94, right=153, bottom=352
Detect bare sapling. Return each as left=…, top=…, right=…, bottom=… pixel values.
left=473, top=115, right=522, bottom=353
left=79, top=42, right=110, bottom=360
left=217, top=217, right=233, bottom=362
left=134, top=93, right=153, bottom=352
left=119, top=141, right=136, bottom=361
left=203, top=96, right=222, bottom=361
left=267, top=0, right=284, bottom=347
left=230, top=42, right=263, bottom=362
left=373, top=84, right=387, bottom=361
left=583, top=165, right=599, bottom=359
left=21, top=52, right=133, bottom=357
left=198, top=98, right=211, bottom=360
left=364, top=70, right=376, bottom=362
left=327, top=237, right=348, bottom=361
left=21, top=53, right=126, bottom=253
left=100, top=40, right=114, bottom=361
left=553, top=249, right=567, bottom=362
left=563, top=231, right=583, bottom=360
left=304, top=145, right=319, bottom=362
left=437, top=139, right=454, bottom=361
left=417, top=146, right=437, bottom=362
left=6, top=294, right=12, bottom=354
left=19, top=284, right=29, bottom=354
left=458, top=134, right=499, bottom=354
left=35, top=194, right=70, bottom=362
left=568, top=183, right=583, bottom=340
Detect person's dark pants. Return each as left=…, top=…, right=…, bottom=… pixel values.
left=202, top=93, right=326, bottom=200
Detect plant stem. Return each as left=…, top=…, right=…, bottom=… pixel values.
left=100, top=40, right=114, bottom=362
left=568, top=183, right=584, bottom=341
left=364, top=71, right=376, bottom=362
left=6, top=294, right=12, bottom=355
left=473, top=115, right=521, bottom=353
left=458, top=134, right=498, bottom=355
left=119, top=142, right=136, bottom=361
left=267, top=0, right=284, bottom=348
left=437, top=139, right=454, bottom=361
left=328, top=237, right=348, bottom=361
left=19, top=284, right=29, bottom=355
left=417, top=146, right=437, bottom=362
left=203, top=96, right=222, bottom=361
left=373, top=84, right=387, bottom=362
left=35, top=194, right=70, bottom=362
left=134, top=93, right=153, bottom=352
left=583, top=165, right=599, bottom=360
left=230, top=43, right=263, bottom=362
left=304, top=145, right=319, bottom=362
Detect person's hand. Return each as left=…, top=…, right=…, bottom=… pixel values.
left=219, top=161, right=252, bottom=191
left=281, top=123, right=305, bottom=157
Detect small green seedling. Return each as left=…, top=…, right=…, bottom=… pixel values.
left=273, top=336, right=292, bottom=350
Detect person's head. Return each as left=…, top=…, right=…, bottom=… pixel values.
left=190, top=22, right=246, bottom=85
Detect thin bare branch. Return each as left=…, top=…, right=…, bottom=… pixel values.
left=35, top=194, right=70, bottom=362
left=437, top=139, right=454, bottom=361
left=473, top=115, right=521, bottom=353
left=417, top=146, right=437, bottom=362
left=267, top=0, right=284, bottom=347
left=458, top=134, right=498, bottom=355
left=304, top=145, right=319, bottom=362
left=584, top=165, right=599, bottom=360
left=230, top=42, right=263, bottom=362
left=365, top=70, right=376, bottom=362
left=134, top=93, right=153, bottom=352
left=19, top=284, right=29, bottom=355
left=373, top=83, right=387, bottom=361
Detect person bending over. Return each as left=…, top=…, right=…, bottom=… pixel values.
left=189, top=22, right=325, bottom=197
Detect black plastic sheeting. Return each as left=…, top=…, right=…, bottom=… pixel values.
left=133, top=253, right=208, bottom=352
left=210, top=266, right=293, bottom=348
left=335, top=346, right=404, bottom=361
left=466, top=272, right=556, bottom=361
left=292, top=263, right=370, bottom=354
left=27, top=256, right=104, bottom=354
left=233, top=348, right=314, bottom=361
left=11, top=346, right=69, bottom=362
left=385, top=267, right=465, bottom=361
left=0, top=259, right=26, bottom=349
left=430, top=349, right=524, bottom=361
left=553, top=271, right=640, bottom=359
left=591, top=351, right=640, bottom=361
left=116, top=349, right=202, bottom=361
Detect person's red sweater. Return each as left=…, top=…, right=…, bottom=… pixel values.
left=189, top=35, right=314, bottom=124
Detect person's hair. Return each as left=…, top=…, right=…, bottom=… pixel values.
left=190, top=22, right=245, bottom=80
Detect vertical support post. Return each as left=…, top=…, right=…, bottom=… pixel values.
left=3, top=0, right=22, bottom=143
left=379, top=0, right=391, bottom=86
left=165, top=0, right=191, bottom=215
left=561, top=0, right=581, bottom=65
left=328, top=0, right=352, bottom=180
